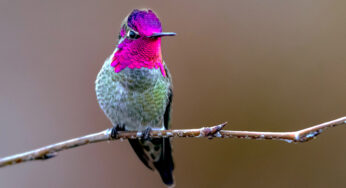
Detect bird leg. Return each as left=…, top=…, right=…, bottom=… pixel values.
left=141, top=127, right=152, bottom=140
left=111, top=126, right=124, bottom=139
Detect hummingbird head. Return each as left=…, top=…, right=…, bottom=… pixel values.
left=111, top=9, right=176, bottom=77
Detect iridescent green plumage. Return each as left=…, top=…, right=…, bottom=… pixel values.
left=96, top=59, right=172, bottom=131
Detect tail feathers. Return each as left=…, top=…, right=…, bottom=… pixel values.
left=153, top=138, right=174, bottom=186
left=128, top=139, right=154, bottom=170
left=128, top=138, right=174, bottom=186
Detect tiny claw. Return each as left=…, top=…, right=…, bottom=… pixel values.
left=141, top=127, right=152, bottom=140
left=111, top=127, right=119, bottom=139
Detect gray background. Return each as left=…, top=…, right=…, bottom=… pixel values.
left=1, top=0, right=345, bottom=187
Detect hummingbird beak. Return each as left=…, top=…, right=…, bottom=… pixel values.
left=148, top=32, right=176, bottom=38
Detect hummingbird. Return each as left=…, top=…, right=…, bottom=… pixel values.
left=95, top=9, right=175, bottom=186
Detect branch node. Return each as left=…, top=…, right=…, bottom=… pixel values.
left=37, top=152, right=57, bottom=160
left=201, top=122, right=227, bottom=138
left=297, top=130, right=323, bottom=142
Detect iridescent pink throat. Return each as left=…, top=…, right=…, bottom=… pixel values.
left=110, top=38, right=166, bottom=77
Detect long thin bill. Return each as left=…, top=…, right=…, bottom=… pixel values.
left=149, top=32, right=176, bottom=37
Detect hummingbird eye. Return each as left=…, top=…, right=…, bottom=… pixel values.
left=127, top=30, right=140, bottom=39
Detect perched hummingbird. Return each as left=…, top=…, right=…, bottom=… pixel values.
left=95, top=9, right=175, bottom=186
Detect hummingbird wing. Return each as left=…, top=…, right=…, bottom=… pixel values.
left=153, top=88, right=174, bottom=185
left=128, top=63, right=174, bottom=186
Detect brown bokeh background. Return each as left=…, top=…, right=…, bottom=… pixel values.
left=1, top=0, right=346, bottom=187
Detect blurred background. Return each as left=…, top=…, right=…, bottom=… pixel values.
left=1, top=0, right=346, bottom=187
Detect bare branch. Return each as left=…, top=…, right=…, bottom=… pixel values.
left=0, top=117, right=345, bottom=168
left=218, top=117, right=345, bottom=143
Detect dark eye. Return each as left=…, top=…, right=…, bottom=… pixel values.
left=127, top=30, right=140, bottom=39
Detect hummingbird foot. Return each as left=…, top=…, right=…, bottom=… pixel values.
left=141, top=127, right=152, bottom=140
left=110, top=126, right=124, bottom=139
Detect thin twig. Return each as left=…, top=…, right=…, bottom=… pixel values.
left=0, top=117, right=345, bottom=168
left=218, top=117, right=345, bottom=143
